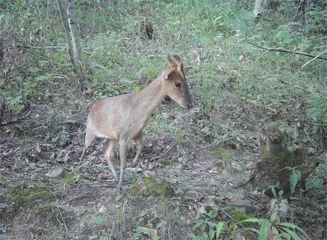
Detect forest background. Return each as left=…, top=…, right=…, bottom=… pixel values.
left=0, top=0, right=326, bottom=239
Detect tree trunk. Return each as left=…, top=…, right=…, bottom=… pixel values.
left=56, top=0, right=84, bottom=89
left=253, top=0, right=270, bottom=17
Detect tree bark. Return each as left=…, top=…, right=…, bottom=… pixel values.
left=253, top=0, right=270, bottom=17
left=56, top=0, right=84, bottom=89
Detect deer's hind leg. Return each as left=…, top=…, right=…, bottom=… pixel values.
left=132, top=134, right=142, bottom=167
left=104, top=139, right=118, bottom=181
left=81, top=129, right=96, bottom=161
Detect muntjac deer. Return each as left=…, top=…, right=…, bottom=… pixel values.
left=81, top=55, right=192, bottom=188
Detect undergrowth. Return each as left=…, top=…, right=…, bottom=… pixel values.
left=1, top=0, right=326, bottom=239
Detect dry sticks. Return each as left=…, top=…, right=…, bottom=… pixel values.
left=249, top=42, right=327, bottom=61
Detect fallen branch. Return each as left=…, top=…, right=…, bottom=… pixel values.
left=149, top=143, right=177, bottom=168
left=249, top=42, right=327, bottom=61
left=8, top=44, right=65, bottom=50
left=63, top=194, right=96, bottom=204
left=301, top=49, right=327, bottom=69
left=0, top=111, right=32, bottom=127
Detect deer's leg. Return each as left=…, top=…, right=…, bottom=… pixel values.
left=80, top=130, right=96, bottom=161
left=104, top=139, right=118, bottom=181
left=117, top=139, right=128, bottom=188
left=132, top=134, right=142, bottom=167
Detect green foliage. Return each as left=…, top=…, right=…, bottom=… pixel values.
left=215, top=222, right=225, bottom=240
left=190, top=211, right=309, bottom=240
left=130, top=176, right=173, bottom=197
left=91, top=215, right=105, bottom=225
left=230, top=210, right=252, bottom=223
left=235, top=213, right=310, bottom=240
left=289, top=168, right=302, bottom=195
left=1, top=1, right=326, bottom=239
left=305, top=178, right=321, bottom=192
left=89, top=215, right=110, bottom=240
left=191, top=211, right=222, bottom=240
left=307, top=4, right=327, bottom=34
left=64, top=173, right=75, bottom=184
left=263, top=185, right=284, bottom=199
left=308, top=92, right=327, bottom=124
left=134, top=227, right=157, bottom=240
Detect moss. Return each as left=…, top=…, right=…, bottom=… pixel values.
left=5, top=182, right=68, bottom=234
left=8, top=181, right=57, bottom=208
left=211, top=147, right=231, bottom=162
left=230, top=210, right=253, bottom=228
left=130, top=176, right=173, bottom=197
left=130, top=183, right=142, bottom=197
left=258, top=132, right=303, bottom=190
left=33, top=203, right=55, bottom=215
left=258, top=121, right=318, bottom=191
left=230, top=210, right=251, bottom=222
left=157, top=158, right=170, bottom=168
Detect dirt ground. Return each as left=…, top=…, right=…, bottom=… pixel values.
left=0, top=76, right=326, bottom=239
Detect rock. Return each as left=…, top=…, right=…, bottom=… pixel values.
left=30, top=173, right=41, bottom=180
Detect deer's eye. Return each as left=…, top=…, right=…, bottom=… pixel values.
left=175, top=82, right=181, bottom=87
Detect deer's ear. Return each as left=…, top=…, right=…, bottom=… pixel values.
left=163, top=68, right=175, bottom=80
left=167, top=55, right=177, bottom=69
left=184, top=66, right=192, bottom=73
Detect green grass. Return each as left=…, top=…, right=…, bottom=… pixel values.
left=1, top=1, right=326, bottom=238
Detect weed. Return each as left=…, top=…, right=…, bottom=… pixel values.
left=234, top=213, right=310, bottom=240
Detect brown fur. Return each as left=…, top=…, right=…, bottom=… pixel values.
left=81, top=56, right=192, bottom=188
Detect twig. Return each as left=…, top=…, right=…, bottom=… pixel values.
left=241, top=98, right=277, bottom=113
left=150, top=143, right=176, bottom=161
left=149, top=143, right=177, bottom=168
left=63, top=194, right=96, bottom=204
left=8, top=45, right=65, bottom=50
left=38, top=179, right=69, bottom=231
left=0, top=111, right=32, bottom=126
left=301, top=49, right=327, bottom=69
left=97, top=1, right=109, bottom=32
left=175, top=142, right=218, bottom=158
left=55, top=203, right=69, bottom=232
left=38, top=179, right=56, bottom=197
left=149, top=139, right=173, bottom=162
left=249, top=42, right=327, bottom=60
left=309, top=123, right=327, bottom=126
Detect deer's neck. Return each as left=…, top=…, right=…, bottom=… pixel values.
left=132, top=76, right=166, bottom=115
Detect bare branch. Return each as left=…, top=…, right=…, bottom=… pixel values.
left=249, top=42, right=327, bottom=61
left=301, top=49, right=327, bottom=69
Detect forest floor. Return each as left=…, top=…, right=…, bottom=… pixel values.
left=1, top=1, right=327, bottom=239
left=1, top=77, right=325, bottom=239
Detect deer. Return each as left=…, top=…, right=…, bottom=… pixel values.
left=80, top=55, right=193, bottom=189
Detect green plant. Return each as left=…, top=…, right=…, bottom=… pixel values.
left=191, top=211, right=221, bottom=240
left=64, top=173, right=75, bottom=184
left=190, top=221, right=225, bottom=240
left=262, top=185, right=284, bottom=199
left=289, top=168, right=302, bottom=195
left=235, top=213, right=310, bottom=240
left=91, top=215, right=106, bottom=225
left=134, top=227, right=158, bottom=240
left=308, top=92, right=327, bottom=124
